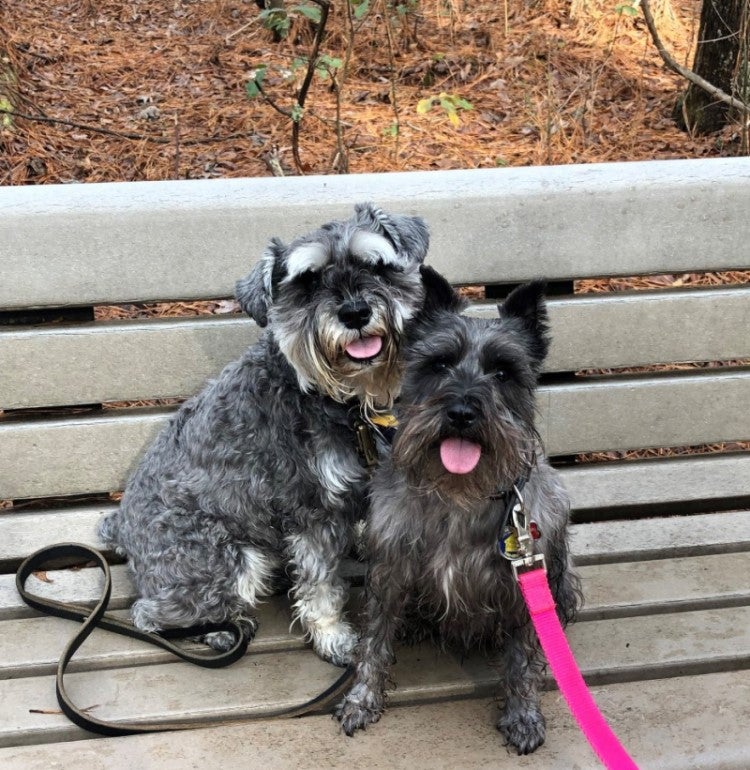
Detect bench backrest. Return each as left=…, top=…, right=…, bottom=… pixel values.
left=1, top=158, right=749, bottom=543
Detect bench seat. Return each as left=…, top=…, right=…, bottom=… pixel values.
left=1, top=157, right=748, bottom=768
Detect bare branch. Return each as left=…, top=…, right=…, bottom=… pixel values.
left=640, top=0, right=750, bottom=113
left=291, top=0, right=331, bottom=174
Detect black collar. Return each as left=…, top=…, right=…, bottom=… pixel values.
left=489, top=452, right=536, bottom=534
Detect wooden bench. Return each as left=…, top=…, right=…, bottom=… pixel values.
left=1, top=158, right=749, bottom=768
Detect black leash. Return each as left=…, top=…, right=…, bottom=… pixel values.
left=17, top=543, right=355, bottom=736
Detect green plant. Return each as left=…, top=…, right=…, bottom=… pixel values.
left=245, top=66, right=268, bottom=99
left=315, top=54, right=343, bottom=79
left=350, top=0, right=370, bottom=20
left=259, top=2, right=323, bottom=39
left=615, top=0, right=640, bottom=17
left=416, top=92, right=473, bottom=126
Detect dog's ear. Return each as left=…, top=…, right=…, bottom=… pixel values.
left=235, top=238, right=285, bottom=327
left=498, top=280, right=550, bottom=365
left=419, top=265, right=466, bottom=316
left=353, top=202, right=430, bottom=263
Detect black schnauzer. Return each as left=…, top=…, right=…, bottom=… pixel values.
left=337, top=268, right=581, bottom=753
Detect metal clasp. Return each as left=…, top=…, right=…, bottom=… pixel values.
left=511, top=552, right=547, bottom=580
left=510, top=484, right=535, bottom=558
left=500, top=484, right=545, bottom=578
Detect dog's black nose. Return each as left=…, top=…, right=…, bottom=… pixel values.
left=446, top=402, right=477, bottom=428
left=338, top=299, right=372, bottom=330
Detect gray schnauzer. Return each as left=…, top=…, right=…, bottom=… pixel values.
left=336, top=267, right=581, bottom=752
left=99, top=203, right=430, bottom=666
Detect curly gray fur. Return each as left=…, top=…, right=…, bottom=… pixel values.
left=99, top=203, right=429, bottom=666
left=337, top=269, right=582, bottom=751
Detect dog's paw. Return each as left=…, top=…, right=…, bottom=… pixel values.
left=201, top=617, right=258, bottom=651
left=335, top=687, right=383, bottom=736
left=497, top=705, right=546, bottom=755
left=312, top=621, right=357, bottom=667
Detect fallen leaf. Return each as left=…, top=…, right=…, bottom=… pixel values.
left=32, top=571, right=54, bottom=584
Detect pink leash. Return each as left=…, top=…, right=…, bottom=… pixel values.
left=501, top=478, right=638, bottom=769
left=517, top=567, right=639, bottom=769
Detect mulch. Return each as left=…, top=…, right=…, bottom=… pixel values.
left=1, top=0, right=746, bottom=184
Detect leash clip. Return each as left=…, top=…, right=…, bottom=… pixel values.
left=511, top=552, right=546, bottom=580
left=510, top=484, right=534, bottom=557
left=500, top=483, right=542, bottom=562
left=508, top=485, right=546, bottom=577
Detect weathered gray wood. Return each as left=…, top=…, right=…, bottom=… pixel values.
left=4, top=511, right=749, bottom=620
left=0, top=317, right=256, bottom=410
left=4, top=286, right=750, bottom=410
left=0, top=409, right=167, bottom=500
left=540, top=369, right=750, bottom=456
left=560, top=452, right=750, bottom=516
left=0, top=564, right=134, bottom=621
left=2, top=670, right=747, bottom=769
left=0, top=605, right=747, bottom=747
left=576, top=552, right=750, bottom=620
left=4, top=552, right=748, bottom=679
left=490, top=285, right=750, bottom=374
left=3, top=370, right=748, bottom=499
left=569, top=510, right=750, bottom=565
left=2, top=158, right=750, bottom=310
left=0, top=508, right=112, bottom=570
left=3, top=459, right=749, bottom=567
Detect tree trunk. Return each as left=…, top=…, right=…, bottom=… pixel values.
left=676, top=0, right=748, bottom=133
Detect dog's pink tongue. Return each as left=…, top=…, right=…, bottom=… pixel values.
left=440, top=438, right=482, bottom=474
left=345, top=336, right=382, bottom=359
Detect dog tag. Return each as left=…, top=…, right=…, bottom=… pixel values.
left=500, top=526, right=522, bottom=560
left=354, top=422, right=379, bottom=468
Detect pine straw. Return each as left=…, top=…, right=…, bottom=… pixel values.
left=1, top=0, right=745, bottom=185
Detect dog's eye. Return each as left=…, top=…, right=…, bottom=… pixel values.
left=430, top=357, right=452, bottom=374
left=488, top=359, right=512, bottom=381
left=294, top=270, right=320, bottom=290
left=373, top=259, right=403, bottom=276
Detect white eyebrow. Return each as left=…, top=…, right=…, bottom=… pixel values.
left=282, top=242, right=330, bottom=282
left=349, top=230, right=403, bottom=267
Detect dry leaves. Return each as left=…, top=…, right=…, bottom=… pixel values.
left=1, top=0, right=744, bottom=185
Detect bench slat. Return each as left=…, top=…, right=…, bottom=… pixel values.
left=4, top=287, right=749, bottom=410
left=3, top=370, right=748, bottom=499
left=2, top=158, right=749, bottom=310
left=3, top=511, right=749, bottom=619
left=569, top=510, right=750, bottom=565
left=1, top=670, right=746, bottom=769
left=561, top=452, right=750, bottom=517
left=3, top=552, right=748, bottom=679
left=541, top=370, right=750, bottom=456
left=0, top=317, right=255, bottom=410
left=0, top=605, right=747, bottom=747
left=3, top=455, right=749, bottom=567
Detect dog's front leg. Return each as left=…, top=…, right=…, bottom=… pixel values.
left=287, top=524, right=356, bottom=667
left=494, top=622, right=546, bottom=755
left=336, top=565, right=407, bottom=735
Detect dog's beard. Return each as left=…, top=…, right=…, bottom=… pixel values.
left=392, top=397, right=530, bottom=509
left=276, top=302, right=403, bottom=411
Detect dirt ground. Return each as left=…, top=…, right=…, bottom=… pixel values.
left=1, top=0, right=747, bottom=184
